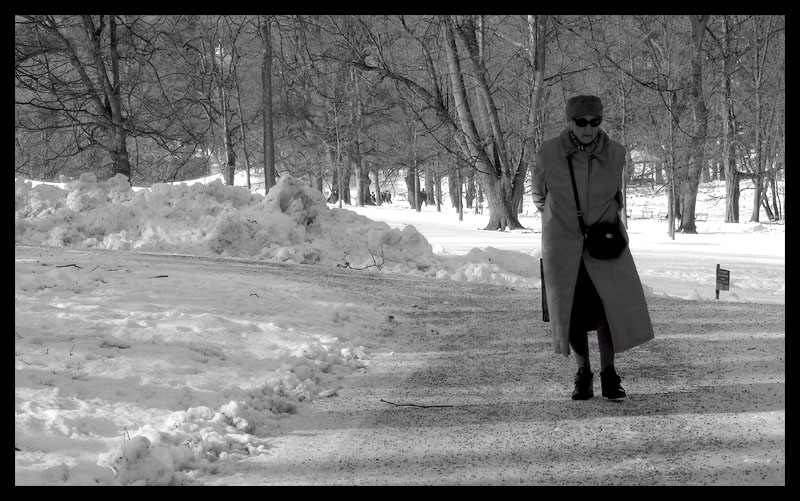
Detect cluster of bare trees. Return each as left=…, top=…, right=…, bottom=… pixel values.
left=15, top=15, right=784, bottom=232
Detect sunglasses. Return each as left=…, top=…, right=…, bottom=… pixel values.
left=574, top=117, right=602, bottom=127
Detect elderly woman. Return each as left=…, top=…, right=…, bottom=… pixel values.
left=533, top=95, right=654, bottom=400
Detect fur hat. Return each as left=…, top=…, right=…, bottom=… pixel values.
left=566, top=95, right=604, bottom=121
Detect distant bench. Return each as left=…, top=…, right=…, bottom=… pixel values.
left=656, top=212, right=708, bottom=222
left=626, top=210, right=654, bottom=220
left=629, top=210, right=706, bottom=221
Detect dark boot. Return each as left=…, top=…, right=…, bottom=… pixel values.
left=571, top=367, right=594, bottom=400
left=600, top=367, right=627, bottom=400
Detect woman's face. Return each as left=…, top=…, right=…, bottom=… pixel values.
left=570, top=115, right=602, bottom=145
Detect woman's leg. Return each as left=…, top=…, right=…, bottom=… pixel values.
left=569, top=261, right=592, bottom=370
left=596, top=306, right=626, bottom=399
left=596, top=311, right=615, bottom=372
left=569, top=325, right=591, bottom=370
left=568, top=261, right=596, bottom=399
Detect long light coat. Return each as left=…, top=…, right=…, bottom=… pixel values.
left=533, top=128, right=654, bottom=355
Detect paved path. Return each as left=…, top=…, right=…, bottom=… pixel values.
left=201, top=261, right=785, bottom=485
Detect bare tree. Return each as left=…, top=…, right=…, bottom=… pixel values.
left=709, top=15, right=784, bottom=223
left=349, top=15, right=539, bottom=230
left=180, top=16, right=246, bottom=186
left=743, top=15, right=784, bottom=222
left=17, top=13, right=783, bottom=218
left=16, top=15, right=216, bottom=185
left=16, top=16, right=133, bottom=181
left=719, top=15, right=742, bottom=223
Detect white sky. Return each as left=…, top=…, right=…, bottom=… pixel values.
left=15, top=172, right=784, bottom=485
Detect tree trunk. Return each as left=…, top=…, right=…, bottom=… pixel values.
left=751, top=175, right=763, bottom=222
left=761, top=187, right=775, bottom=221
left=725, top=167, right=741, bottom=223
left=454, top=161, right=463, bottom=220
left=700, top=163, right=711, bottom=183
left=404, top=169, right=414, bottom=209
left=769, top=176, right=781, bottom=220
left=526, top=15, right=548, bottom=217
left=424, top=166, right=434, bottom=205
left=352, top=146, right=371, bottom=206
left=340, top=157, right=352, bottom=205
left=112, top=126, right=131, bottom=180
left=666, top=88, right=679, bottom=238
left=482, top=168, right=523, bottom=231
left=261, top=16, right=277, bottom=193
left=312, top=172, right=323, bottom=194
left=465, top=169, right=475, bottom=209
left=721, top=16, right=741, bottom=223
left=327, top=147, right=339, bottom=203
left=373, top=168, right=381, bottom=206
left=655, top=162, right=664, bottom=185
left=448, top=166, right=460, bottom=208
left=406, top=167, right=423, bottom=211
left=105, top=17, right=131, bottom=181
left=222, top=97, right=236, bottom=186
left=79, top=16, right=132, bottom=182
left=434, top=173, right=442, bottom=212
left=679, top=15, right=710, bottom=234
left=232, top=47, right=252, bottom=190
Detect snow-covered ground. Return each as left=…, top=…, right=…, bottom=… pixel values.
left=15, top=172, right=784, bottom=485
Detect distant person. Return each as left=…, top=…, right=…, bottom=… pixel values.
left=327, top=187, right=338, bottom=204
left=532, top=95, right=654, bottom=401
left=417, top=189, right=427, bottom=209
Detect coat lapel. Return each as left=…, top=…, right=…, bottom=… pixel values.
left=557, top=127, right=613, bottom=163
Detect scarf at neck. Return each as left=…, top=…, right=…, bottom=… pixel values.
left=569, top=131, right=597, bottom=152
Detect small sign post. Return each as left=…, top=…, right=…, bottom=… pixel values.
left=715, top=264, right=730, bottom=300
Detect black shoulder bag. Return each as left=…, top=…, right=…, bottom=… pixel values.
left=567, top=156, right=627, bottom=260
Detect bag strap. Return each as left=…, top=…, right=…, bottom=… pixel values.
left=567, top=155, right=622, bottom=236
left=566, top=156, right=588, bottom=237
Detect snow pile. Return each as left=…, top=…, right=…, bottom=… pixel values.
left=16, top=319, right=371, bottom=486
left=15, top=173, right=539, bottom=287
left=91, top=341, right=367, bottom=486
left=439, top=246, right=541, bottom=285
left=15, top=173, right=541, bottom=485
